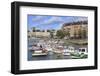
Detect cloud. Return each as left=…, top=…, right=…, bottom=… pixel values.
left=40, top=16, right=65, bottom=25
left=32, top=15, right=88, bottom=26
left=32, top=16, right=44, bottom=22
left=74, top=16, right=88, bottom=22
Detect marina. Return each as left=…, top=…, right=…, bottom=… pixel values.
left=27, top=15, right=88, bottom=61
left=28, top=37, right=88, bottom=61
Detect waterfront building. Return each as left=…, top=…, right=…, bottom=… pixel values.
left=28, top=29, right=57, bottom=38
left=62, top=21, right=88, bottom=39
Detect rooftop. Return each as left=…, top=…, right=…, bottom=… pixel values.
left=63, top=21, right=88, bottom=27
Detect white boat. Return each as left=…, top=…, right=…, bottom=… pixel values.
left=62, top=49, right=70, bottom=55
left=31, top=45, right=48, bottom=56
left=34, top=50, right=42, bottom=53
left=54, top=50, right=62, bottom=54
left=45, top=48, right=52, bottom=52
left=62, top=46, right=76, bottom=55
left=53, top=45, right=63, bottom=54
left=32, top=49, right=48, bottom=56
left=68, top=46, right=75, bottom=53
left=32, top=53, right=47, bottom=56
left=78, top=48, right=87, bottom=54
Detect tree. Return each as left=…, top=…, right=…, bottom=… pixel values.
left=56, top=30, right=65, bottom=39
left=32, top=27, right=36, bottom=32
left=36, top=30, right=40, bottom=32
left=64, top=30, right=70, bottom=39
left=52, top=29, right=55, bottom=32
left=28, top=30, right=30, bottom=32
left=66, top=31, right=70, bottom=37
left=47, top=30, right=50, bottom=32
left=50, top=30, right=54, bottom=38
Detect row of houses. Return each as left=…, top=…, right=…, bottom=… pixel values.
left=62, top=21, right=88, bottom=38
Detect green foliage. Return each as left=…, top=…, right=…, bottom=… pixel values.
left=64, top=30, right=70, bottom=37
left=28, top=30, right=30, bottom=32
left=50, top=31, right=54, bottom=38
left=56, top=30, right=65, bottom=39
left=32, top=27, right=36, bottom=32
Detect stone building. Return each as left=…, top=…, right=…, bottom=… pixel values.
left=62, top=21, right=88, bottom=39
left=28, top=30, right=57, bottom=38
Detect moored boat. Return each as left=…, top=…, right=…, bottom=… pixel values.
left=62, top=49, right=70, bottom=55
left=32, top=49, right=48, bottom=56
left=32, top=52, right=47, bottom=56
left=78, top=48, right=87, bottom=54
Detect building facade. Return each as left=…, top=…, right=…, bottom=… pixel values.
left=62, top=21, right=88, bottom=39
left=28, top=30, right=57, bottom=38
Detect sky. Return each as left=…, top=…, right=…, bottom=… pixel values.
left=28, top=15, right=88, bottom=31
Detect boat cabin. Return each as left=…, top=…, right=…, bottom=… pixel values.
left=78, top=48, right=87, bottom=54
left=68, top=46, right=75, bottom=53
